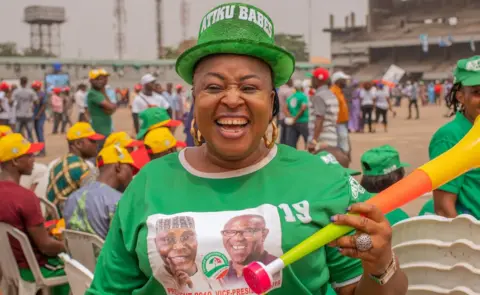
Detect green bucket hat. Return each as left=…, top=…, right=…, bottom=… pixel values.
left=318, top=151, right=361, bottom=176
left=454, top=56, right=480, bottom=86
left=136, top=108, right=182, bottom=140
left=361, top=145, right=410, bottom=176
left=175, top=2, right=295, bottom=87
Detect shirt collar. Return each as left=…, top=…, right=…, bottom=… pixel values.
left=455, top=112, right=473, bottom=130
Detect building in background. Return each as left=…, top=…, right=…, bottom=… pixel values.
left=324, top=0, right=480, bottom=82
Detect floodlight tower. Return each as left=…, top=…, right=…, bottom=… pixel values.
left=114, top=0, right=127, bottom=60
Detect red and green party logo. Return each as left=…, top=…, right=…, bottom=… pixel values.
left=202, top=252, right=229, bottom=280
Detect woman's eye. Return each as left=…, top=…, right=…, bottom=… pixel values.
left=206, top=84, right=222, bottom=92
left=241, top=85, right=257, bottom=93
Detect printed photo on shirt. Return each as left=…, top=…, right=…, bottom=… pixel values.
left=146, top=204, right=283, bottom=294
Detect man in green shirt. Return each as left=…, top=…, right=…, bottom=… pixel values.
left=429, top=56, right=480, bottom=219
left=86, top=68, right=117, bottom=147
left=284, top=80, right=309, bottom=148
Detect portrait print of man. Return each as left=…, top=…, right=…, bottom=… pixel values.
left=221, top=214, right=277, bottom=287
left=155, top=215, right=199, bottom=290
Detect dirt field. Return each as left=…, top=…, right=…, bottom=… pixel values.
left=35, top=101, right=451, bottom=216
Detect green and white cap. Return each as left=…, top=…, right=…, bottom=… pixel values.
left=454, top=56, right=480, bottom=86
left=318, top=151, right=361, bottom=176
left=360, top=145, right=410, bottom=176
left=175, top=2, right=295, bottom=87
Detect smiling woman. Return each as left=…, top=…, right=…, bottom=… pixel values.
left=86, top=3, right=407, bottom=295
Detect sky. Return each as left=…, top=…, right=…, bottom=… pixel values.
left=2, top=0, right=367, bottom=60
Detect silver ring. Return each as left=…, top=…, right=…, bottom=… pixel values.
left=355, top=233, right=373, bottom=252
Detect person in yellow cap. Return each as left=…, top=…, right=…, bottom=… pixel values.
left=144, top=127, right=186, bottom=160
left=86, top=68, right=117, bottom=145
left=47, top=122, right=105, bottom=213
left=104, top=131, right=144, bottom=152
left=63, top=145, right=142, bottom=239
left=0, top=134, right=70, bottom=295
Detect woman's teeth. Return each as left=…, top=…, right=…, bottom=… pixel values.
left=216, top=118, right=248, bottom=126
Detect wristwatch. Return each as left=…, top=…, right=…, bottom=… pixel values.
left=369, top=251, right=397, bottom=285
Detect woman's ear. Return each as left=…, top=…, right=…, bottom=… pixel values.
left=456, top=88, right=465, bottom=104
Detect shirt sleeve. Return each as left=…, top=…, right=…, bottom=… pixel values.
left=311, top=94, right=327, bottom=116
left=86, top=174, right=148, bottom=294
left=88, top=91, right=105, bottom=106
left=429, top=137, right=465, bottom=194
left=131, top=96, right=141, bottom=114
left=156, top=94, right=171, bottom=109
left=324, top=172, right=373, bottom=288
left=20, top=189, right=45, bottom=228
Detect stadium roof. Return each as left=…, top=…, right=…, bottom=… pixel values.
left=0, top=57, right=329, bottom=69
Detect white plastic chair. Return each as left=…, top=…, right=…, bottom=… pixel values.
left=392, top=215, right=480, bottom=294
left=38, top=197, right=60, bottom=221
left=63, top=229, right=104, bottom=273
left=392, top=214, right=480, bottom=247
left=0, top=222, right=68, bottom=295
left=58, top=253, right=93, bottom=295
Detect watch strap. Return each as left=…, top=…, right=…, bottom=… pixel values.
left=368, top=251, right=397, bottom=285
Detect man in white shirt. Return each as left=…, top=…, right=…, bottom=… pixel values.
left=131, top=74, right=170, bottom=134
left=74, top=83, right=88, bottom=122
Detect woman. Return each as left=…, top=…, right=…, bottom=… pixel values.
left=87, top=3, right=407, bottom=295
left=429, top=56, right=480, bottom=219
left=347, top=81, right=362, bottom=132
left=374, top=83, right=395, bottom=133
left=359, top=82, right=376, bottom=133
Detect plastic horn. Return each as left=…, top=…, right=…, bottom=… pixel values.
left=243, top=116, right=480, bottom=295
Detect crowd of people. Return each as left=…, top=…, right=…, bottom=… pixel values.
left=0, top=2, right=479, bottom=295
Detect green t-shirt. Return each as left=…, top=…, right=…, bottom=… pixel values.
left=385, top=209, right=409, bottom=226
left=286, top=92, right=309, bottom=123
left=87, top=145, right=373, bottom=295
left=87, top=89, right=112, bottom=136
left=429, top=112, right=478, bottom=218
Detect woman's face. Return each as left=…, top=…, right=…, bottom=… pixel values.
left=457, top=85, right=480, bottom=122
left=193, top=54, right=274, bottom=160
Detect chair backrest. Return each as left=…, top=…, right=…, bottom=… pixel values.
left=392, top=215, right=480, bottom=294
left=38, top=197, right=60, bottom=220
left=63, top=229, right=104, bottom=272
left=392, top=214, right=480, bottom=247
left=59, top=253, right=93, bottom=295
left=0, top=222, right=45, bottom=285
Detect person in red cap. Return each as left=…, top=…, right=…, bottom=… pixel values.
left=307, top=68, right=340, bottom=153
left=51, top=87, right=64, bottom=134
left=32, top=81, right=47, bottom=157
left=0, top=81, right=10, bottom=125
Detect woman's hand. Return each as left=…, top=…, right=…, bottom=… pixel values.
left=328, top=203, right=393, bottom=275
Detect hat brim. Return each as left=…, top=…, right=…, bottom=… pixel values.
left=130, top=147, right=150, bottom=170
left=176, top=141, right=187, bottom=148
left=148, top=119, right=183, bottom=130
left=345, top=168, right=361, bottom=176
left=176, top=39, right=295, bottom=87
left=88, top=133, right=105, bottom=141
left=126, top=139, right=144, bottom=148
left=460, top=75, right=480, bottom=86
left=26, top=143, right=45, bottom=155
left=399, top=162, right=411, bottom=168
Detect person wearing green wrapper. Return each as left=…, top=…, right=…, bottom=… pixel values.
left=136, top=107, right=182, bottom=140
left=87, top=3, right=407, bottom=295
left=429, top=56, right=480, bottom=219
left=360, top=145, right=410, bottom=226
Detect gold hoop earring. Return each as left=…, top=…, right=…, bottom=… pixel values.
left=263, top=120, right=278, bottom=149
left=190, top=118, right=203, bottom=146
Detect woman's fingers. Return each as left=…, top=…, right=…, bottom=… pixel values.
left=347, top=202, right=387, bottom=224
left=331, top=213, right=379, bottom=234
